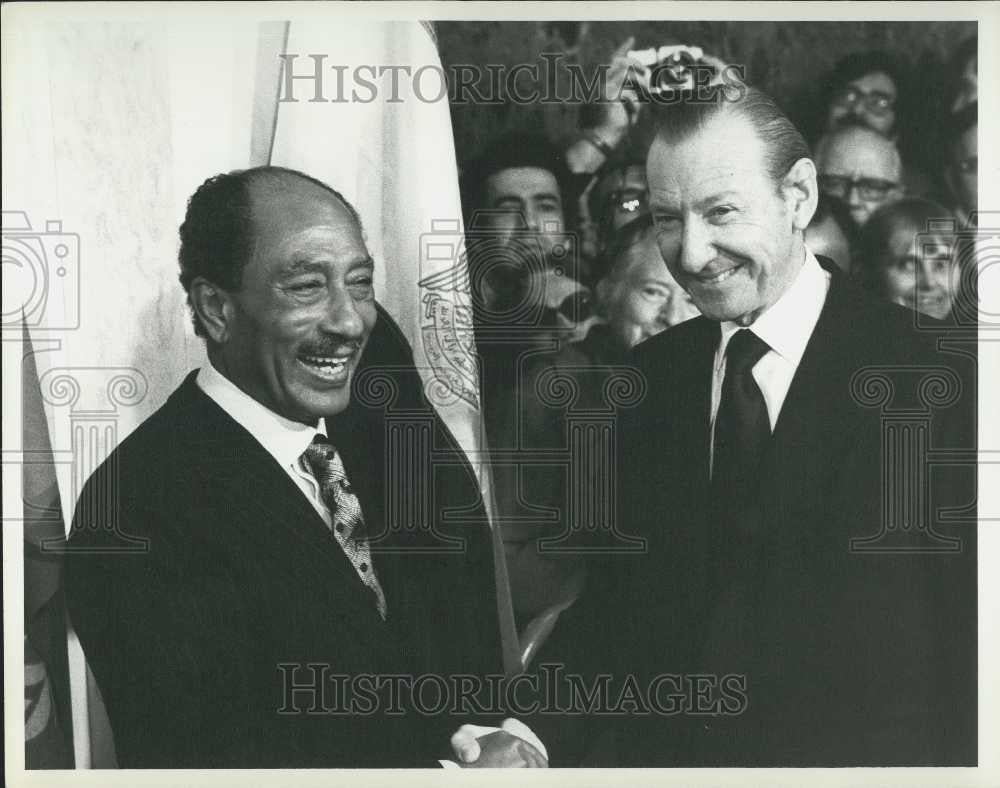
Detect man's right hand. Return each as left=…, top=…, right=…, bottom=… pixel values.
left=449, top=719, right=548, bottom=768
left=587, top=36, right=649, bottom=146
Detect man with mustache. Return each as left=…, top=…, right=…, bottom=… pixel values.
left=578, top=87, right=976, bottom=766
left=64, top=167, right=546, bottom=768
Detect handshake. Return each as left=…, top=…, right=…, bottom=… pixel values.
left=445, top=718, right=548, bottom=768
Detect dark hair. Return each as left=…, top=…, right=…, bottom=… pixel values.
left=594, top=213, right=656, bottom=283
left=178, top=166, right=359, bottom=338
left=650, top=85, right=811, bottom=187
left=459, top=132, right=574, bottom=225
left=855, top=196, right=953, bottom=294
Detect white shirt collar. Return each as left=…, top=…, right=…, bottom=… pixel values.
left=196, top=360, right=320, bottom=471
left=715, top=246, right=830, bottom=371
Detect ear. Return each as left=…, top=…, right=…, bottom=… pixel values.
left=782, top=157, right=819, bottom=233
left=189, top=277, right=235, bottom=344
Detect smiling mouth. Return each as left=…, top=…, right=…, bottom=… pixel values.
left=297, top=352, right=357, bottom=384
left=693, top=264, right=743, bottom=286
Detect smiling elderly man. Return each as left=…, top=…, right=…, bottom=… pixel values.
left=570, top=87, right=976, bottom=767
left=64, top=167, right=542, bottom=768
left=814, top=122, right=905, bottom=227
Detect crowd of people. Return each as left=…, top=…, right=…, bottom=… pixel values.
left=457, top=34, right=978, bottom=650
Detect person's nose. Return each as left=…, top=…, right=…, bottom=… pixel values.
left=917, top=258, right=947, bottom=293
left=845, top=182, right=864, bottom=208
left=319, top=287, right=365, bottom=339
left=523, top=205, right=541, bottom=232
left=678, top=217, right=715, bottom=275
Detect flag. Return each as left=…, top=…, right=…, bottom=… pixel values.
left=268, top=17, right=519, bottom=674
left=22, top=323, right=73, bottom=768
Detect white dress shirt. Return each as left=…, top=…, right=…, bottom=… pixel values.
left=710, top=247, right=831, bottom=465
left=196, top=361, right=332, bottom=527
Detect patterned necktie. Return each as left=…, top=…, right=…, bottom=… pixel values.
left=710, top=329, right=772, bottom=572
left=302, top=435, right=387, bottom=620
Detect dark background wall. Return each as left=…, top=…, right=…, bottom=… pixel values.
left=436, top=20, right=976, bottom=168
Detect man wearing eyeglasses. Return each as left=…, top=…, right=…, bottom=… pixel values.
left=825, top=61, right=899, bottom=137
left=815, top=122, right=905, bottom=226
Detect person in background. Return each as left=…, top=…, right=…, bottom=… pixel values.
left=815, top=50, right=933, bottom=197
left=856, top=197, right=961, bottom=321
left=586, top=157, right=651, bottom=255
left=459, top=131, right=590, bottom=462
left=941, top=102, right=977, bottom=226
left=594, top=213, right=699, bottom=352
left=814, top=122, right=905, bottom=226
left=460, top=131, right=580, bottom=315
left=949, top=36, right=977, bottom=115
left=460, top=133, right=598, bottom=662
left=805, top=193, right=858, bottom=273
left=820, top=51, right=905, bottom=138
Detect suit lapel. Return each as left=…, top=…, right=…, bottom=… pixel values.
left=636, top=319, right=718, bottom=642
left=178, top=379, right=383, bottom=615
left=685, top=319, right=718, bottom=489
left=762, top=260, right=862, bottom=530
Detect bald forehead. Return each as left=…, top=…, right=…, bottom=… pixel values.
left=247, top=175, right=360, bottom=244
left=249, top=171, right=352, bottom=215
left=817, top=128, right=901, bottom=178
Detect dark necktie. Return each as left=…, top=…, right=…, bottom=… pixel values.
left=302, top=435, right=387, bottom=620
left=710, top=329, right=771, bottom=563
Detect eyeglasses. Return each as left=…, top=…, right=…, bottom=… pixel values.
left=832, top=86, right=896, bottom=116
left=818, top=174, right=899, bottom=201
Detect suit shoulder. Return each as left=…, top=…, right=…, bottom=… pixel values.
left=69, top=377, right=202, bottom=532
left=107, top=378, right=200, bottom=464
left=631, top=316, right=714, bottom=369
left=839, top=289, right=944, bottom=363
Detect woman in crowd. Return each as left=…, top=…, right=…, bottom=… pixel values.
left=856, top=197, right=961, bottom=321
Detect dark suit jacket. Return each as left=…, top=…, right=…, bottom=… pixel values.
left=567, top=257, right=977, bottom=766
left=64, top=305, right=502, bottom=768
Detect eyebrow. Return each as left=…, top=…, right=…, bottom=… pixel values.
left=493, top=192, right=561, bottom=205
left=650, top=191, right=740, bottom=214
left=693, top=192, right=740, bottom=212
